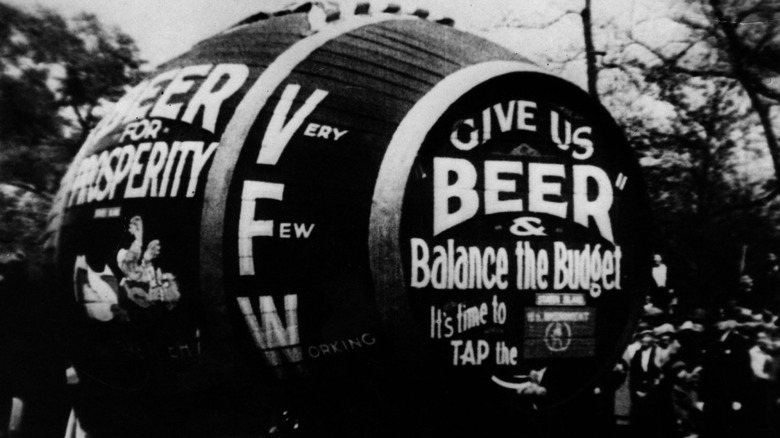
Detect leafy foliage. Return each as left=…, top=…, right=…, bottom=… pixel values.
left=613, top=0, right=780, bottom=304
left=0, top=184, right=51, bottom=269
left=0, top=3, right=144, bottom=188
left=0, top=3, right=143, bottom=268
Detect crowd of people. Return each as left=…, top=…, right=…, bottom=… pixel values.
left=4, top=243, right=780, bottom=437
left=612, top=253, right=780, bottom=438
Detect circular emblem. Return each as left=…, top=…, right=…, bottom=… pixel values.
left=544, top=321, right=572, bottom=352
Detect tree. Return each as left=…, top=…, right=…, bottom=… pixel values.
left=57, top=12, right=145, bottom=145
left=629, top=0, right=780, bottom=209
left=0, top=3, right=144, bottom=268
left=617, top=0, right=780, bottom=302
left=0, top=3, right=144, bottom=190
left=483, top=0, right=780, bottom=305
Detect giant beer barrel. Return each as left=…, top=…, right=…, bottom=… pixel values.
left=48, top=4, right=652, bottom=436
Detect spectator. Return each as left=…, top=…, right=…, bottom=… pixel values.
left=629, top=329, right=675, bottom=438
left=644, top=296, right=664, bottom=319
left=614, top=282, right=780, bottom=437
left=700, top=318, right=752, bottom=438
left=736, top=275, right=756, bottom=310
left=654, top=324, right=680, bottom=368
left=651, top=254, right=676, bottom=313
left=669, top=360, right=702, bottom=438
left=766, top=328, right=780, bottom=435
left=614, top=329, right=645, bottom=429
left=746, top=329, right=775, bottom=436
left=753, top=253, right=780, bottom=313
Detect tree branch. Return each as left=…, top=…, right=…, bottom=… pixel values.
left=707, top=0, right=780, bottom=212
left=712, top=186, right=780, bottom=216
left=626, top=39, right=734, bottom=78
left=599, top=62, right=644, bottom=90
left=734, top=8, right=756, bottom=26
left=750, top=19, right=777, bottom=53
left=70, top=104, right=87, bottom=129
left=542, top=50, right=585, bottom=66
left=671, top=65, right=734, bottom=78
left=496, top=9, right=579, bottom=30
left=749, top=76, right=780, bottom=101
left=0, top=181, right=54, bottom=200
left=669, top=40, right=700, bottom=63
left=582, top=0, right=599, bottom=99
left=676, top=10, right=715, bottom=32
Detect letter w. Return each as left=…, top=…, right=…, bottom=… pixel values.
left=257, top=84, right=328, bottom=165
left=236, top=294, right=303, bottom=366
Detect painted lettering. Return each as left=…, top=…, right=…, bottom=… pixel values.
left=411, top=238, right=509, bottom=290
left=238, top=181, right=284, bottom=276
left=433, top=158, right=615, bottom=242
left=68, top=141, right=219, bottom=207
left=236, top=294, right=303, bottom=367
left=258, top=84, right=329, bottom=165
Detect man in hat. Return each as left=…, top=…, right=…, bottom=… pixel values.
left=767, top=328, right=780, bottom=435
left=676, top=321, right=705, bottom=368
left=700, top=315, right=752, bottom=438
left=743, top=328, right=776, bottom=436
left=751, top=253, right=780, bottom=313
left=651, top=254, right=676, bottom=313
left=629, top=328, right=675, bottom=438
left=614, top=325, right=648, bottom=430
left=654, top=324, right=680, bottom=368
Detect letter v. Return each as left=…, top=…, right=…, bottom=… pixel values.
left=257, top=84, right=329, bottom=165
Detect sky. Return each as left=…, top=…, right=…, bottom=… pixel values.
left=3, top=0, right=673, bottom=73
left=6, top=0, right=287, bottom=66
left=4, top=0, right=530, bottom=66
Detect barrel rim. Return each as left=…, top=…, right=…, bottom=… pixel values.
left=197, top=13, right=416, bottom=357
left=369, top=60, right=543, bottom=354
left=368, top=60, right=649, bottom=407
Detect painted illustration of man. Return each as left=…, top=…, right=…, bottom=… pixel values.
left=73, top=255, right=123, bottom=322
left=116, top=215, right=180, bottom=309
